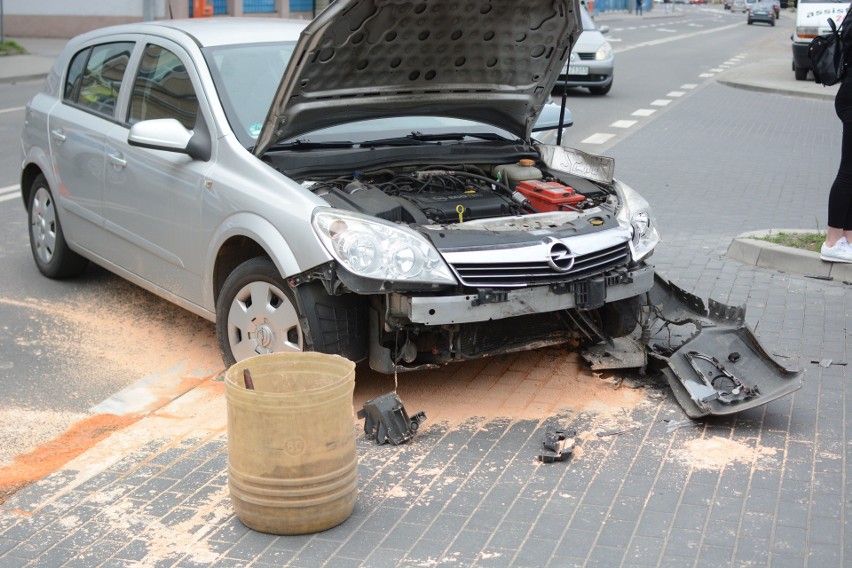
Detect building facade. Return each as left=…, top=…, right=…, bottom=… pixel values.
left=3, top=0, right=333, bottom=38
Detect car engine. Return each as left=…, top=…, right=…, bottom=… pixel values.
left=308, top=161, right=613, bottom=226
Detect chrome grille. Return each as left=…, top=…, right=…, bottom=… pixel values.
left=449, top=243, right=630, bottom=288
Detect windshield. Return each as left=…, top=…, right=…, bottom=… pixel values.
left=275, top=116, right=518, bottom=147
left=580, top=4, right=597, bottom=30
left=204, top=42, right=295, bottom=147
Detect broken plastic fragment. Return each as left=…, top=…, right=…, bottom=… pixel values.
left=357, top=392, right=426, bottom=445
left=538, top=428, right=576, bottom=463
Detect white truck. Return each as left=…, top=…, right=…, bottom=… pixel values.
left=792, top=0, right=850, bottom=80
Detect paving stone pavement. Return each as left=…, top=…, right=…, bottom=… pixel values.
left=2, top=16, right=851, bottom=568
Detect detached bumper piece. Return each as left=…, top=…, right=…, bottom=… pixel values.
left=538, top=428, right=576, bottom=463
left=357, top=392, right=427, bottom=445
left=646, top=275, right=802, bottom=418
left=581, top=275, right=803, bottom=419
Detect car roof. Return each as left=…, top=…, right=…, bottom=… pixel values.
left=72, top=18, right=307, bottom=48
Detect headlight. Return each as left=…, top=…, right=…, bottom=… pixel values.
left=596, top=42, right=613, bottom=61
left=615, top=181, right=660, bottom=262
left=312, top=209, right=457, bottom=285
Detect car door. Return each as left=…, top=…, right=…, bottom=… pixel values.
left=47, top=40, right=136, bottom=250
left=102, top=38, right=213, bottom=305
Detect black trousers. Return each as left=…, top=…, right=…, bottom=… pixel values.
left=830, top=79, right=852, bottom=230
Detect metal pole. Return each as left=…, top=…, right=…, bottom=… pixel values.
left=143, top=0, right=154, bottom=21
left=1, top=0, right=5, bottom=47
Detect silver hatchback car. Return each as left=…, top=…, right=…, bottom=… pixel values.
left=556, top=4, right=614, bottom=95
left=21, top=0, right=800, bottom=418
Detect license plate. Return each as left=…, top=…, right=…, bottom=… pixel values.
left=568, top=65, right=589, bottom=76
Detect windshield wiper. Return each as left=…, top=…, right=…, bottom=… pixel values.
left=360, top=131, right=512, bottom=148
left=265, top=139, right=355, bottom=151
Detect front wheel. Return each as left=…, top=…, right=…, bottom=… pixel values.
left=28, top=174, right=88, bottom=279
left=216, top=257, right=307, bottom=366
left=794, top=65, right=809, bottom=81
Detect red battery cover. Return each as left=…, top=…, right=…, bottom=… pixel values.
left=515, top=180, right=585, bottom=212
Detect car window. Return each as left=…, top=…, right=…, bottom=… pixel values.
left=280, top=116, right=516, bottom=145
left=579, top=5, right=598, bottom=31
left=63, top=48, right=89, bottom=102
left=128, top=44, right=199, bottom=129
left=65, top=42, right=134, bottom=118
left=204, top=42, right=295, bottom=146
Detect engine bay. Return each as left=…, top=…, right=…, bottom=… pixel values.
left=306, top=161, right=614, bottom=226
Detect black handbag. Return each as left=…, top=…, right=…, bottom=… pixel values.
left=810, top=15, right=850, bottom=86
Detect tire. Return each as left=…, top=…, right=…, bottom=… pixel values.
left=589, top=80, right=612, bottom=96
left=27, top=174, right=88, bottom=279
left=771, top=19, right=775, bottom=26
left=794, top=65, right=809, bottom=81
left=216, top=257, right=308, bottom=366
left=747, top=19, right=753, bottom=24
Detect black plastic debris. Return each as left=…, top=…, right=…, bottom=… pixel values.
left=357, top=392, right=426, bottom=445
left=538, top=428, right=576, bottom=463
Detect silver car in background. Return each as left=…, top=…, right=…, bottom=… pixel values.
left=556, top=4, right=614, bottom=95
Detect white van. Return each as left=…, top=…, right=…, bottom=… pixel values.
left=792, top=0, right=849, bottom=80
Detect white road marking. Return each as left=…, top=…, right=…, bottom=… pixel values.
left=699, top=72, right=715, bottom=77
left=581, top=133, right=616, bottom=145
left=667, top=91, right=686, bottom=97
left=632, top=109, right=657, bottom=117
left=614, top=22, right=742, bottom=54
left=681, top=83, right=698, bottom=89
left=0, top=185, right=21, bottom=203
left=0, top=106, right=25, bottom=115
left=611, top=120, right=638, bottom=128
left=709, top=67, right=724, bottom=72
left=651, top=99, right=672, bottom=106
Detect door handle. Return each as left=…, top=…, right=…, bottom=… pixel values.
left=108, top=153, right=127, bottom=168
left=50, top=129, right=66, bottom=143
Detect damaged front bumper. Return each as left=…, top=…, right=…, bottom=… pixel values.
left=583, top=275, right=803, bottom=418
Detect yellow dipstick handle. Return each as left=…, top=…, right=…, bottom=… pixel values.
left=456, top=204, right=465, bottom=223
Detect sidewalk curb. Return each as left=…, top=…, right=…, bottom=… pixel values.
left=726, top=229, right=852, bottom=281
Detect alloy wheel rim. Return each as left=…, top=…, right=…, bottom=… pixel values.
left=31, top=187, right=57, bottom=264
left=227, top=280, right=303, bottom=360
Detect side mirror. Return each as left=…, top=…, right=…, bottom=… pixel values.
left=128, top=116, right=211, bottom=161
left=533, top=102, right=574, bottom=131
left=599, top=25, right=610, bottom=34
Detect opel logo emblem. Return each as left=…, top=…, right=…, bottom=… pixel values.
left=547, top=242, right=575, bottom=272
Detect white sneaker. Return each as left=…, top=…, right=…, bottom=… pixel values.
left=820, top=236, right=852, bottom=263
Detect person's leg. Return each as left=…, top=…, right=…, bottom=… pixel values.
left=827, top=82, right=852, bottom=247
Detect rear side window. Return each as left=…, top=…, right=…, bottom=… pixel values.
left=128, top=44, right=199, bottom=130
left=64, top=42, right=134, bottom=118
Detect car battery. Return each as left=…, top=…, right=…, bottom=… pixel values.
left=515, top=180, right=585, bottom=212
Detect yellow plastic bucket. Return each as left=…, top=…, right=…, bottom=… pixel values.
left=225, top=352, right=357, bottom=535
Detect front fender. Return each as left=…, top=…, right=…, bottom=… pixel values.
left=204, top=211, right=333, bottom=310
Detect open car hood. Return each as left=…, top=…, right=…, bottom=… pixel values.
left=253, top=0, right=582, bottom=156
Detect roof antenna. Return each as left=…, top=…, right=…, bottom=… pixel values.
left=168, top=0, right=174, bottom=19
